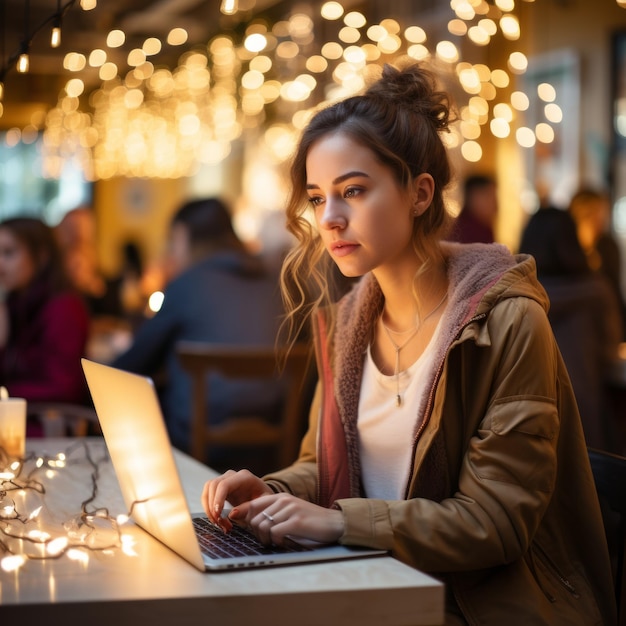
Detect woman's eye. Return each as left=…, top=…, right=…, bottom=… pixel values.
left=344, top=187, right=362, bottom=198
left=307, top=196, right=323, bottom=207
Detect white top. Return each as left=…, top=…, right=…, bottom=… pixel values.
left=358, top=320, right=443, bottom=500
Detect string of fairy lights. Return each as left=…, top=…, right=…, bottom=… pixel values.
left=0, top=439, right=141, bottom=572
left=1, top=1, right=625, bottom=181
left=0, top=0, right=568, bottom=181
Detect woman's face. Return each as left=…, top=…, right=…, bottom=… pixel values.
left=0, top=228, right=36, bottom=293
left=305, top=132, right=431, bottom=278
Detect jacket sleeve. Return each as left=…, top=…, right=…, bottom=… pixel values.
left=6, top=294, right=90, bottom=403
left=334, top=297, right=563, bottom=573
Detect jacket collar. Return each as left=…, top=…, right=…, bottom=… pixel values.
left=317, top=243, right=548, bottom=503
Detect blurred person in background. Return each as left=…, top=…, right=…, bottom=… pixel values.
left=518, top=206, right=623, bottom=451
left=569, top=187, right=626, bottom=338
left=55, top=206, right=124, bottom=320
left=0, top=217, right=91, bottom=435
left=447, top=173, right=498, bottom=244
left=111, top=197, right=287, bottom=464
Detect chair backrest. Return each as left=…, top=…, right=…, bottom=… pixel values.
left=176, top=341, right=314, bottom=471
left=588, top=447, right=626, bottom=625
left=28, top=402, right=101, bottom=437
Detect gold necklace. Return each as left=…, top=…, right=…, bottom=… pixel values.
left=380, top=291, right=448, bottom=407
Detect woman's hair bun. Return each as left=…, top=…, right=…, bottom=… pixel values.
left=365, top=63, right=452, bottom=132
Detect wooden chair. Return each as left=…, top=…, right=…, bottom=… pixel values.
left=588, top=447, right=626, bottom=625
left=176, top=341, right=314, bottom=471
left=28, top=402, right=101, bottom=437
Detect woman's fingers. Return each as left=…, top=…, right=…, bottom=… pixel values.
left=201, top=469, right=273, bottom=528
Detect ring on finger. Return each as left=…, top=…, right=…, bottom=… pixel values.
left=262, top=511, right=275, bottom=523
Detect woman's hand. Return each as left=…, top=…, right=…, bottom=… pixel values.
left=202, top=469, right=273, bottom=532
left=229, top=492, right=345, bottom=547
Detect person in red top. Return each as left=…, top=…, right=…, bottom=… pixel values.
left=0, top=217, right=90, bottom=435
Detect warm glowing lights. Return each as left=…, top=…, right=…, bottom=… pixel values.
left=65, top=79, right=85, bottom=98
left=537, top=82, right=557, bottom=102
left=436, top=41, right=459, bottom=63
left=404, top=26, right=427, bottom=44
left=276, top=41, right=299, bottom=59
left=220, top=0, right=238, bottom=15
left=344, top=11, right=366, bottom=28
left=64, top=52, right=86, bottom=72
left=344, top=46, right=367, bottom=65
left=511, top=90, right=530, bottom=110
left=321, top=2, right=344, bottom=20
left=143, top=38, right=162, bottom=56
left=508, top=51, right=528, bottom=73
left=458, top=67, right=481, bottom=93
left=51, top=26, right=62, bottom=49
left=495, top=0, right=515, bottom=10
left=80, top=0, right=97, bottom=10
left=448, top=19, right=468, bottom=36
left=339, top=27, right=361, bottom=44
left=89, top=49, right=107, bottom=67
left=321, top=41, right=343, bottom=60
left=17, top=0, right=561, bottom=177
left=516, top=126, right=536, bottom=148
left=306, top=55, right=328, bottom=73
left=99, top=62, right=118, bottom=81
left=1, top=554, right=26, bottom=572
left=468, top=25, right=490, bottom=46
left=17, top=53, right=29, bottom=73
left=245, top=33, right=267, bottom=53
left=500, top=15, right=520, bottom=40
left=107, top=30, right=125, bottom=48
left=490, top=117, right=511, bottom=138
left=493, top=102, right=514, bottom=122
left=167, top=28, right=188, bottom=46
left=535, top=122, right=555, bottom=143
left=453, top=1, right=476, bottom=21
left=491, top=69, right=510, bottom=88
left=461, top=140, right=482, bottom=162
left=544, top=102, right=563, bottom=123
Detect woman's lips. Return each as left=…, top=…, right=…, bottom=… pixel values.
left=330, top=241, right=359, bottom=257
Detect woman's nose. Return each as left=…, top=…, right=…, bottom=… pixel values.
left=319, top=197, right=347, bottom=230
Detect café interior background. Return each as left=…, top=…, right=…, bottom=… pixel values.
left=1, top=0, right=626, bottom=286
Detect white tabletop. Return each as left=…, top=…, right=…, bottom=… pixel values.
left=0, top=438, right=444, bottom=625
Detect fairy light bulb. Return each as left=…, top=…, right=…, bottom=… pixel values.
left=220, top=0, right=238, bottom=15
left=17, top=52, right=29, bottom=73
left=51, top=25, right=61, bottom=48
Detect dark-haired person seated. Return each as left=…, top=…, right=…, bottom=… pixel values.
left=0, top=216, right=91, bottom=436
left=111, top=198, right=286, bottom=468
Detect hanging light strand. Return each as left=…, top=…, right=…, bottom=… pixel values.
left=1, top=0, right=78, bottom=84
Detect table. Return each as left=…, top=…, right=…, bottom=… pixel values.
left=0, top=437, right=444, bottom=625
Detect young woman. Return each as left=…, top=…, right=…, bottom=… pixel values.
left=0, top=217, right=91, bottom=430
left=202, top=64, right=616, bottom=625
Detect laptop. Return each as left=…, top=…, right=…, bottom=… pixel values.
left=81, top=358, right=387, bottom=572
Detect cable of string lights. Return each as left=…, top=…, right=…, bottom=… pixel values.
left=0, top=0, right=97, bottom=97
left=0, top=438, right=141, bottom=572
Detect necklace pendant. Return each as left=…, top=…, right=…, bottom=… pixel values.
left=396, top=394, right=402, bottom=407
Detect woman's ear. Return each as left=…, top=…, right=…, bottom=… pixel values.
left=411, top=173, right=435, bottom=217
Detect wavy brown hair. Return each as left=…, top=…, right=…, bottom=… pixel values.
left=279, top=62, right=455, bottom=348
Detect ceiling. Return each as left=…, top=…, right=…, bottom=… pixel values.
left=0, top=0, right=291, bottom=129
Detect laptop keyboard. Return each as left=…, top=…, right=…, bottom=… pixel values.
left=192, top=516, right=309, bottom=559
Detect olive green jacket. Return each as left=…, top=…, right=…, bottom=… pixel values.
left=265, top=242, right=617, bottom=625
